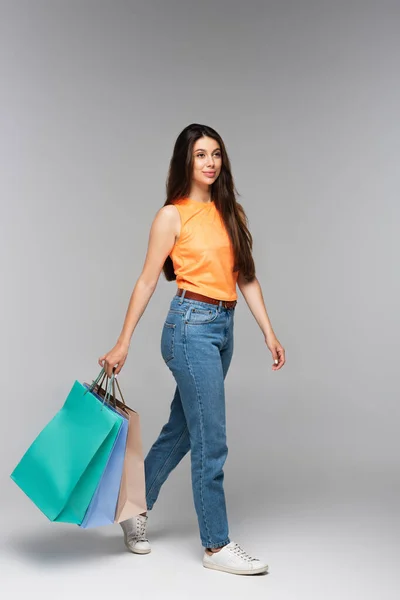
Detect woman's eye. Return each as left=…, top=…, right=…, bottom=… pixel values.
left=196, top=153, right=221, bottom=159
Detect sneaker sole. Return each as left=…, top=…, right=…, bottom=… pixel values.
left=123, top=533, right=151, bottom=554
left=203, top=561, right=268, bottom=575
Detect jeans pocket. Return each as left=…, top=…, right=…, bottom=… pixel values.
left=161, top=322, right=176, bottom=363
left=184, top=305, right=219, bottom=325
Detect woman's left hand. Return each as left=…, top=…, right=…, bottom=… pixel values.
left=265, top=335, right=285, bottom=370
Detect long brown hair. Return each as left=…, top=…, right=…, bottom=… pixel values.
left=162, top=123, right=256, bottom=283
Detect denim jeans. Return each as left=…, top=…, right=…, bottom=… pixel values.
left=144, top=289, right=235, bottom=549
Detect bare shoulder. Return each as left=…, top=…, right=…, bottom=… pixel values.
left=158, top=203, right=180, bottom=218
left=153, top=204, right=181, bottom=240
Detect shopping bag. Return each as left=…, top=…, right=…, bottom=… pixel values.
left=80, top=382, right=129, bottom=528
left=10, top=369, right=123, bottom=524
left=85, top=373, right=147, bottom=521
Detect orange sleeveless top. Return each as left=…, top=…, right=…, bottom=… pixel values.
left=169, top=198, right=238, bottom=301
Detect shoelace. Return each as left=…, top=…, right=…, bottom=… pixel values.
left=127, top=517, right=149, bottom=542
left=230, top=542, right=257, bottom=562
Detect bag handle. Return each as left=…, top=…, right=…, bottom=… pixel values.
left=86, top=367, right=106, bottom=392
left=86, top=367, right=127, bottom=409
left=101, top=372, right=127, bottom=406
left=84, top=367, right=116, bottom=407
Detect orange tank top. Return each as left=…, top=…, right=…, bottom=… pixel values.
left=169, top=197, right=238, bottom=301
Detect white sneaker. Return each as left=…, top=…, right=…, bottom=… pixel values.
left=120, top=514, right=151, bottom=554
left=203, top=540, right=269, bottom=575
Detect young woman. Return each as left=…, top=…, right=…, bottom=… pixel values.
left=98, top=123, right=285, bottom=576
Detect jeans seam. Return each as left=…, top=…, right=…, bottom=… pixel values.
left=183, top=335, right=212, bottom=545
left=146, top=425, right=189, bottom=502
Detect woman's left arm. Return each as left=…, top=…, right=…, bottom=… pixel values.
left=237, top=273, right=286, bottom=370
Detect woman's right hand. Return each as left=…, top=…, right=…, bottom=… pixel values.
left=98, top=340, right=129, bottom=377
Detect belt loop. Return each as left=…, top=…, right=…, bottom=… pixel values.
left=218, top=300, right=222, bottom=312
left=178, top=288, right=186, bottom=304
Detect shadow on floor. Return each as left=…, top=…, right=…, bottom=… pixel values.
left=3, top=520, right=197, bottom=566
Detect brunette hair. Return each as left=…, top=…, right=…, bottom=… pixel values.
left=162, top=123, right=256, bottom=282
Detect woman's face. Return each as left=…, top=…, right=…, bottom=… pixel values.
left=191, top=136, right=222, bottom=187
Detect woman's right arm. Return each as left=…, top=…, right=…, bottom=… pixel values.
left=98, top=204, right=179, bottom=377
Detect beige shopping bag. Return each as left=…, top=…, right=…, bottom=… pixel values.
left=85, top=373, right=147, bottom=521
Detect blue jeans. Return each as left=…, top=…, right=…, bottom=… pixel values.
left=144, top=289, right=235, bottom=549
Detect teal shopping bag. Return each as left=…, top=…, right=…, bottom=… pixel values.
left=10, top=369, right=123, bottom=524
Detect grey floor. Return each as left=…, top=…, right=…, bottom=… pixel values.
left=2, top=467, right=399, bottom=600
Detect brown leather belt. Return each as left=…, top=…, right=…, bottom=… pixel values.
left=176, top=288, right=237, bottom=309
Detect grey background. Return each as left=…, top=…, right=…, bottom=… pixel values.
left=1, top=0, right=399, bottom=598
